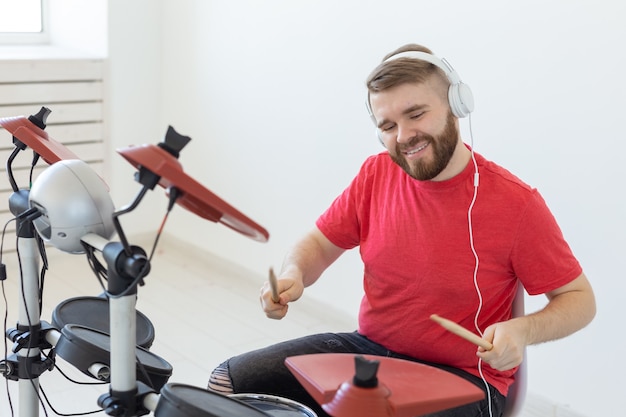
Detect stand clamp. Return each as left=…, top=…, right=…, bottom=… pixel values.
left=97, top=380, right=156, bottom=416
left=2, top=321, right=57, bottom=381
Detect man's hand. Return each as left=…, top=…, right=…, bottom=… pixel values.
left=260, top=273, right=304, bottom=320
left=476, top=318, right=527, bottom=371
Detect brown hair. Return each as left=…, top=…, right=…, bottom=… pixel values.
left=366, top=43, right=449, bottom=99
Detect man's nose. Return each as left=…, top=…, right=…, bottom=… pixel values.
left=396, top=124, right=414, bottom=144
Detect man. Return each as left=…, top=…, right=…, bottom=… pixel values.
left=208, top=43, right=596, bottom=417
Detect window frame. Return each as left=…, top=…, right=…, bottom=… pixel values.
left=0, top=0, right=50, bottom=45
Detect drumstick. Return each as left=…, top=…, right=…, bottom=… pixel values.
left=269, top=267, right=280, bottom=303
left=430, top=314, right=493, bottom=351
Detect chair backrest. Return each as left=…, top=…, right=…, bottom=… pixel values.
left=502, top=282, right=527, bottom=417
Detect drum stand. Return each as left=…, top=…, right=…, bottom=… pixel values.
left=79, top=185, right=166, bottom=417
left=2, top=183, right=163, bottom=417
left=2, top=194, right=58, bottom=417
left=2, top=109, right=270, bottom=417
left=2, top=193, right=160, bottom=417
left=0, top=108, right=156, bottom=417
left=1, top=109, right=63, bottom=417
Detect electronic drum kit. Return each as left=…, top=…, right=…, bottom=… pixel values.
left=1, top=108, right=485, bottom=417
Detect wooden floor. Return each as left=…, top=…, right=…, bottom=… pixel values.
left=0, top=233, right=357, bottom=416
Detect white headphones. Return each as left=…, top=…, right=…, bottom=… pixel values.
left=366, top=51, right=474, bottom=131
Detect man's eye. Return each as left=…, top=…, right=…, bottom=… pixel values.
left=381, top=125, right=395, bottom=132
left=410, top=113, right=424, bottom=119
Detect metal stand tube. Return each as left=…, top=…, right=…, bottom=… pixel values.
left=109, top=295, right=137, bottom=393
left=17, top=236, right=41, bottom=417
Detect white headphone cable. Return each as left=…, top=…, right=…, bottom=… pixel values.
left=466, top=112, right=494, bottom=417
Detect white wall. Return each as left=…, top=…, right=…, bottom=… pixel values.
left=48, top=0, right=108, bottom=57
left=107, top=1, right=166, bottom=229
left=106, top=1, right=624, bottom=416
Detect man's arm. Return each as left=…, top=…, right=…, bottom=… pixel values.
left=261, top=226, right=345, bottom=319
left=524, top=272, right=596, bottom=344
left=478, top=273, right=596, bottom=371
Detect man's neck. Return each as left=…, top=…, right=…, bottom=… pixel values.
left=431, top=139, right=471, bottom=182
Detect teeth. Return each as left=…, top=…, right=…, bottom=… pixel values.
left=405, top=143, right=428, bottom=155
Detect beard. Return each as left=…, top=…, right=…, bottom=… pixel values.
left=389, top=112, right=459, bottom=181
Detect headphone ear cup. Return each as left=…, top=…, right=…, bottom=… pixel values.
left=377, top=129, right=385, bottom=146
left=448, top=82, right=474, bottom=118
left=366, top=100, right=386, bottom=146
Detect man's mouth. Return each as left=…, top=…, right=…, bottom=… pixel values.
left=402, top=142, right=429, bottom=156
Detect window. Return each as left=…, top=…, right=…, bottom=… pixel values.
left=0, top=0, right=49, bottom=44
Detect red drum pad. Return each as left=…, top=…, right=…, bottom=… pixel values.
left=285, top=353, right=484, bottom=417
left=116, top=143, right=269, bottom=243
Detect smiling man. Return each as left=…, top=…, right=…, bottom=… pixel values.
left=370, top=71, right=462, bottom=182
left=208, top=43, right=596, bottom=417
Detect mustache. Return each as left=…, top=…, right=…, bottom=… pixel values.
left=397, top=134, right=433, bottom=151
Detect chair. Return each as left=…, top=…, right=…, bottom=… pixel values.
left=502, top=282, right=527, bottom=417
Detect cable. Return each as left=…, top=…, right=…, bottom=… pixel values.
left=41, top=351, right=107, bottom=387
left=81, top=242, right=108, bottom=294
left=38, top=384, right=103, bottom=416
left=2, top=282, right=14, bottom=417
left=466, top=113, right=493, bottom=417
left=467, top=113, right=482, bottom=333
left=477, top=358, right=493, bottom=417
left=105, top=261, right=151, bottom=299
left=11, top=226, right=102, bottom=417
left=6, top=147, right=22, bottom=193
left=83, top=196, right=173, bottom=299
left=148, top=186, right=180, bottom=262
left=1, top=218, right=16, bottom=417
left=14, top=221, right=51, bottom=417
left=29, top=151, right=40, bottom=188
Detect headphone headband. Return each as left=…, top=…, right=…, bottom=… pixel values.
left=370, top=49, right=474, bottom=120
left=383, top=51, right=461, bottom=84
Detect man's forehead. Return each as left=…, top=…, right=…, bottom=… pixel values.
left=370, top=82, right=441, bottom=108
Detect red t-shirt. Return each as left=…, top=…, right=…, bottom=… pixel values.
left=316, top=150, right=582, bottom=395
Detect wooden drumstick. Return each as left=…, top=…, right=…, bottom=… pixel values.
left=430, top=314, right=493, bottom=351
left=269, top=267, right=280, bottom=303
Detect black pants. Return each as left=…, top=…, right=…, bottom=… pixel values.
left=214, top=331, right=506, bottom=417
